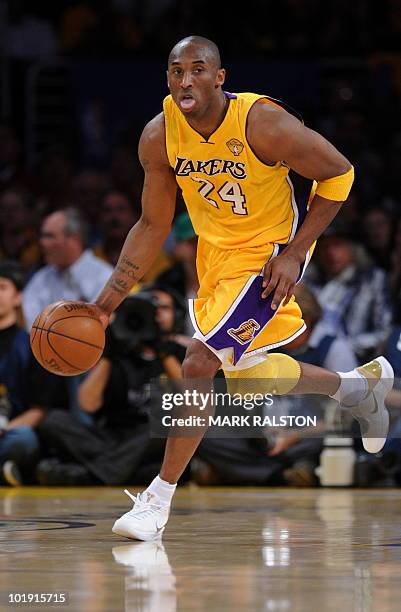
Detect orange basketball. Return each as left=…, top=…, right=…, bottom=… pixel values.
left=30, top=301, right=105, bottom=376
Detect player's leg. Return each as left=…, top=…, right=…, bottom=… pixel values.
left=224, top=353, right=394, bottom=454
left=159, top=339, right=221, bottom=483
left=112, top=339, right=221, bottom=541
left=295, top=357, right=393, bottom=454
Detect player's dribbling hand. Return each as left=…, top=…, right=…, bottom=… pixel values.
left=90, top=304, right=111, bottom=330
left=261, top=252, right=301, bottom=309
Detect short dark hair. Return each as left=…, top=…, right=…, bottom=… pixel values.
left=0, top=261, right=25, bottom=291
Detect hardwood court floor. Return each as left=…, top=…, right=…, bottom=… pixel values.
left=1, top=487, right=401, bottom=612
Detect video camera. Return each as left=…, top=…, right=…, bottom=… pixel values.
left=108, top=286, right=186, bottom=355
left=109, top=292, right=161, bottom=355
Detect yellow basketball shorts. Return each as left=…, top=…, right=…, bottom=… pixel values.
left=189, top=239, right=313, bottom=370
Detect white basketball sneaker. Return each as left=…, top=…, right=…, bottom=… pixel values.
left=112, top=489, right=171, bottom=541
left=351, top=356, right=394, bottom=454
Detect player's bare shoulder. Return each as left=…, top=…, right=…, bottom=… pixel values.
left=139, top=112, right=170, bottom=169
left=247, top=99, right=302, bottom=164
left=246, top=100, right=305, bottom=164
left=247, top=99, right=300, bottom=138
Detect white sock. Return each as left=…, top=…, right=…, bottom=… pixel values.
left=330, top=370, right=369, bottom=407
left=145, top=475, right=177, bottom=506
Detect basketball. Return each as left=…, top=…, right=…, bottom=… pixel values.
left=30, top=301, right=105, bottom=376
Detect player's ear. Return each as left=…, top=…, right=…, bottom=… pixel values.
left=215, top=68, right=226, bottom=88
left=166, top=70, right=171, bottom=90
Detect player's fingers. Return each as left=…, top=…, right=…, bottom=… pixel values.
left=261, top=263, right=271, bottom=288
left=283, top=283, right=296, bottom=306
left=91, top=304, right=110, bottom=329
left=261, top=274, right=278, bottom=299
left=271, top=282, right=289, bottom=310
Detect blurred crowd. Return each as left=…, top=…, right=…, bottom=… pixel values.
left=3, top=0, right=401, bottom=57
left=0, top=0, right=400, bottom=488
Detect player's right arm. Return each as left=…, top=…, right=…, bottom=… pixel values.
left=94, top=113, right=177, bottom=325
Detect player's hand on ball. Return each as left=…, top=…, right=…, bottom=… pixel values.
left=90, top=304, right=110, bottom=330
left=261, top=252, right=301, bottom=309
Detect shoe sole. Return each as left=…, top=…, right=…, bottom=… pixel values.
left=361, top=356, right=394, bottom=454
left=112, top=523, right=165, bottom=542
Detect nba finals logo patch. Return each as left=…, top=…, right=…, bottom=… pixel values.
left=227, top=319, right=260, bottom=345
left=226, top=138, right=244, bottom=156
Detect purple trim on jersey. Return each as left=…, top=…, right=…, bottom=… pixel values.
left=288, top=169, right=313, bottom=234
left=207, top=275, right=275, bottom=365
left=224, top=91, right=237, bottom=99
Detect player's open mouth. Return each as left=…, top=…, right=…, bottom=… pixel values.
left=179, top=95, right=196, bottom=111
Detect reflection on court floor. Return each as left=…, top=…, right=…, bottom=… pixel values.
left=1, top=487, right=401, bottom=611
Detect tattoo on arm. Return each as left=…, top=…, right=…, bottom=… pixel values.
left=116, top=264, right=138, bottom=281
left=97, top=259, right=140, bottom=311
left=121, top=256, right=140, bottom=271
left=114, top=277, right=130, bottom=291
left=107, top=278, right=129, bottom=295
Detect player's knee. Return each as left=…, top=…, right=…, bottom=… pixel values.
left=182, top=342, right=221, bottom=379
left=182, top=353, right=218, bottom=378
left=265, top=353, right=301, bottom=394
left=224, top=353, right=301, bottom=395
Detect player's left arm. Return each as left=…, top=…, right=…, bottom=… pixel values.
left=247, top=103, right=353, bottom=308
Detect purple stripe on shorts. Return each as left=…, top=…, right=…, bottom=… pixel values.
left=207, top=275, right=275, bottom=365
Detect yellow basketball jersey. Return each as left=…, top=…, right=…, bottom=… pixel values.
left=163, top=92, right=314, bottom=250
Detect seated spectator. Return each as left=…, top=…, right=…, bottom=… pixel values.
left=110, top=145, right=142, bottom=205
left=360, top=207, right=395, bottom=270
left=157, top=212, right=198, bottom=333
left=93, top=190, right=139, bottom=266
left=22, top=207, right=112, bottom=329
left=36, top=286, right=188, bottom=486
left=94, top=189, right=173, bottom=284
left=72, top=169, right=110, bottom=238
left=304, top=228, right=393, bottom=361
left=283, top=282, right=357, bottom=372
left=36, top=146, right=75, bottom=211
left=0, top=262, right=67, bottom=485
left=0, top=188, right=41, bottom=276
left=158, top=212, right=198, bottom=298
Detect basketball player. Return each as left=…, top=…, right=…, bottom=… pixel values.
left=93, top=36, right=394, bottom=541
